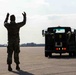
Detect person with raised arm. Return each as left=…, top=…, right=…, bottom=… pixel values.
left=4, top=12, right=26, bottom=71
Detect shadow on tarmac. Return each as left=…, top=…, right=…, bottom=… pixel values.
left=12, top=70, right=34, bottom=75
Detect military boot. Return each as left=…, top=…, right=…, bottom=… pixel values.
left=16, top=64, right=20, bottom=71
left=8, top=64, right=12, bottom=71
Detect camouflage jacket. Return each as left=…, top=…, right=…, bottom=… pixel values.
left=4, top=17, right=26, bottom=42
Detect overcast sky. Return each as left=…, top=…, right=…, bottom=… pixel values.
left=1, top=0, right=76, bottom=44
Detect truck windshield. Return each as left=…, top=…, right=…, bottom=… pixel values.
left=53, top=28, right=65, bottom=33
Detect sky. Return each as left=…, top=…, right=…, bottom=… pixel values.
left=1, top=0, right=76, bottom=44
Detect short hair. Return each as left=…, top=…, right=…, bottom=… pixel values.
left=10, top=15, right=15, bottom=21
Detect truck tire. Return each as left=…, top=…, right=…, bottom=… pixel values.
left=49, top=53, right=52, bottom=58
left=73, top=52, right=76, bottom=56
left=45, top=52, right=49, bottom=57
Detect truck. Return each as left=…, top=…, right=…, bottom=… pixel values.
left=42, top=26, right=76, bottom=57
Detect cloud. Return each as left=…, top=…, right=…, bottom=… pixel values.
left=1, top=0, right=76, bottom=44
left=45, top=0, right=76, bottom=14
left=46, top=14, right=76, bottom=28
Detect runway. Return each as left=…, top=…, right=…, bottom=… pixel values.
left=0, top=47, right=76, bottom=75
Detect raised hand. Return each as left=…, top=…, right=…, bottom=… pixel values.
left=7, top=13, right=10, bottom=17
left=22, top=12, right=26, bottom=16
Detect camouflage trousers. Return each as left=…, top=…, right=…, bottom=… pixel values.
left=7, top=41, right=20, bottom=65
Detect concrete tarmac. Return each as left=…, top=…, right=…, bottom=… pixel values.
left=0, top=47, right=76, bottom=75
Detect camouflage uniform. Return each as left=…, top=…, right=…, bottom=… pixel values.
left=4, top=14, right=26, bottom=65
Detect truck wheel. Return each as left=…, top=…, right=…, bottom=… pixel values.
left=49, top=53, right=52, bottom=58
left=73, top=52, right=76, bottom=56
left=45, top=52, right=48, bottom=57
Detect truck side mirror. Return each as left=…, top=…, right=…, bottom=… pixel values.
left=74, top=29, right=76, bottom=33
left=42, top=30, right=45, bottom=37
